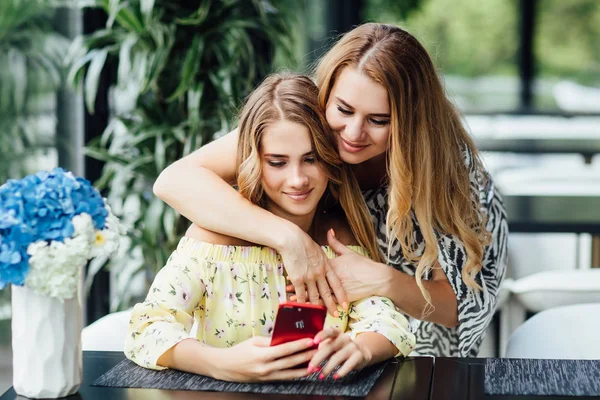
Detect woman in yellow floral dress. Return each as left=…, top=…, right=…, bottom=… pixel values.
left=125, top=73, right=415, bottom=382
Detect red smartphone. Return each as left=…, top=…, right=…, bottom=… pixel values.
left=270, top=301, right=327, bottom=346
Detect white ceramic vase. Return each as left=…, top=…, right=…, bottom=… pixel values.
left=11, top=285, right=83, bottom=399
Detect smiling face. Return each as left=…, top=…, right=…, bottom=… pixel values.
left=259, top=119, right=328, bottom=229
left=325, top=67, right=391, bottom=165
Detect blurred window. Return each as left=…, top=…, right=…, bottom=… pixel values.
left=535, top=0, right=600, bottom=113
left=364, top=0, right=520, bottom=113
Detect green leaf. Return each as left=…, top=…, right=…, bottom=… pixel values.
left=106, top=0, right=126, bottom=29
left=162, top=207, right=177, bottom=244
left=117, top=34, right=137, bottom=87
left=127, top=128, right=163, bottom=147
left=84, top=48, right=108, bottom=113
left=170, top=126, right=186, bottom=143
left=143, top=196, right=165, bottom=244
left=7, top=49, right=27, bottom=113
left=84, top=146, right=124, bottom=164
left=167, top=36, right=204, bottom=101
left=140, top=0, right=155, bottom=24
left=187, top=82, right=204, bottom=132
left=94, top=164, right=116, bottom=190
left=176, top=1, right=212, bottom=26
left=114, top=4, right=145, bottom=33
left=154, top=133, right=165, bottom=172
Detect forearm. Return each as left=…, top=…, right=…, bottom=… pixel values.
left=375, top=262, right=459, bottom=328
left=157, top=338, right=222, bottom=377
left=353, top=332, right=399, bottom=365
left=154, top=163, right=296, bottom=250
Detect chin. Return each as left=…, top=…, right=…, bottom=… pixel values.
left=283, top=206, right=317, bottom=217
left=339, top=149, right=369, bottom=165
left=279, top=201, right=319, bottom=217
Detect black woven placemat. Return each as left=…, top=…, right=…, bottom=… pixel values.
left=92, top=358, right=389, bottom=397
left=485, top=358, right=600, bottom=396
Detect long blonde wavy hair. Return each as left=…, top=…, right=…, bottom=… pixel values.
left=236, top=73, right=383, bottom=263
left=315, top=23, right=491, bottom=306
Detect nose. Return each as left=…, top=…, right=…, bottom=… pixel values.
left=344, top=117, right=364, bottom=141
left=289, top=165, right=309, bottom=188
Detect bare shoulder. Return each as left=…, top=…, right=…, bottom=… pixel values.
left=184, top=223, right=254, bottom=246
left=313, top=208, right=359, bottom=246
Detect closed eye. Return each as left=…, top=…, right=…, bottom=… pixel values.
left=339, top=105, right=388, bottom=126
left=304, top=157, right=316, bottom=164
left=267, top=161, right=286, bottom=167
left=370, top=118, right=389, bottom=126
left=337, top=105, right=353, bottom=115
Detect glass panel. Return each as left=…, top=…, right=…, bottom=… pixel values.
left=273, top=1, right=327, bottom=73
left=535, top=0, right=600, bottom=113
left=364, top=0, right=520, bottom=113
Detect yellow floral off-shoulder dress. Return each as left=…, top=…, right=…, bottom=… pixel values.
left=125, top=236, right=416, bottom=370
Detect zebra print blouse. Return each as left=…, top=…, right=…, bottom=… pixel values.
left=362, top=148, right=509, bottom=357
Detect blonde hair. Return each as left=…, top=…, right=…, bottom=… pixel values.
left=315, top=23, right=490, bottom=308
left=236, top=73, right=383, bottom=263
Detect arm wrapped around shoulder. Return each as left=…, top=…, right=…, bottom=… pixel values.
left=347, top=296, right=416, bottom=357
left=124, top=251, right=206, bottom=370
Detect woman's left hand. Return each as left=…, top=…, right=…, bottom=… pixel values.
left=307, top=327, right=370, bottom=379
left=288, top=230, right=390, bottom=303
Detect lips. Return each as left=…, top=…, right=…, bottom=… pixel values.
left=340, top=137, right=368, bottom=153
left=284, top=189, right=313, bottom=201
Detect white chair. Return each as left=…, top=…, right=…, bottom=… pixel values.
left=505, top=303, right=600, bottom=359
left=510, top=270, right=600, bottom=313
left=492, top=163, right=600, bottom=356
left=81, top=310, right=132, bottom=351
left=498, top=270, right=600, bottom=356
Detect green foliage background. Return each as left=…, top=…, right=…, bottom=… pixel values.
left=365, top=0, right=600, bottom=84
left=68, top=0, right=300, bottom=310
left=1, top=0, right=598, bottom=313
left=0, top=0, right=70, bottom=182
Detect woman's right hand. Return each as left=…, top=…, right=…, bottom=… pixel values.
left=216, top=336, right=316, bottom=382
left=279, top=227, right=347, bottom=316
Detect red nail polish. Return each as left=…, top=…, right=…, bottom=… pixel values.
left=333, top=374, right=339, bottom=380
left=319, top=374, right=325, bottom=380
left=307, top=365, right=314, bottom=373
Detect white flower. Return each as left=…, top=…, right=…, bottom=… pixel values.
left=72, top=213, right=95, bottom=243
left=90, top=203, right=125, bottom=258
left=22, top=204, right=125, bottom=301
left=26, top=239, right=87, bottom=301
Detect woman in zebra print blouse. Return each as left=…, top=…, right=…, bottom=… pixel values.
left=154, top=23, right=509, bottom=357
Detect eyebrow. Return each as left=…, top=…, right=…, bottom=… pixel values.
left=336, top=97, right=390, bottom=118
left=263, top=151, right=314, bottom=158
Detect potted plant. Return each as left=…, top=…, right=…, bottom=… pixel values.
left=68, top=0, right=299, bottom=310
left=0, top=168, right=124, bottom=398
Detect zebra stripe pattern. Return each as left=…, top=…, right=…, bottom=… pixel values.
left=362, top=150, right=509, bottom=357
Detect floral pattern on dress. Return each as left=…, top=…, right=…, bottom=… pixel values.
left=125, top=236, right=416, bottom=370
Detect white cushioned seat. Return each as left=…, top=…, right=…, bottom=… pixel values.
left=506, top=303, right=600, bottom=359
left=509, top=270, right=600, bottom=313
left=81, top=310, right=132, bottom=351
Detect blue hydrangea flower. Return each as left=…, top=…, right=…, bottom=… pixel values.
left=0, top=167, right=109, bottom=289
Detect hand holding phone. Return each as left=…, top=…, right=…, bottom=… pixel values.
left=270, top=302, right=327, bottom=346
